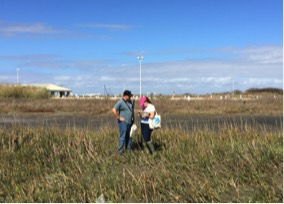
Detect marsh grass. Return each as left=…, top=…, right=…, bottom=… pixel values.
left=0, top=85, right=49, bottom=99
left=0, top=95, right=282, bottom=116
left=155, top=96, right=283, bottom=116
left=0, top=98, right=115, bottom=115
left=0, top=123, right=282, bottom=202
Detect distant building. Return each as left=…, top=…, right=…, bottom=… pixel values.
left=29, top=84, right=72, bottom=97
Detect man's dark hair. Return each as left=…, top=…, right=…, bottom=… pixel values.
left=123, top=90, right=132, bottom=96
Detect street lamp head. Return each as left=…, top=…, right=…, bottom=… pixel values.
left=137, top=56, right=144, bottom=61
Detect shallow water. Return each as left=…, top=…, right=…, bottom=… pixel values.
left=0, top=114, right=282, bottom=132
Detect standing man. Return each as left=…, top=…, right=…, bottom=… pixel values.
left=112, top=90, right=134, bottom=154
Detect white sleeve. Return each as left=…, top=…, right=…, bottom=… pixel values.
left=148, top=104, right=156, bottom=112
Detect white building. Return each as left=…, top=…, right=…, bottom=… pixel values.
left=29, top=84, right=72, bottom=97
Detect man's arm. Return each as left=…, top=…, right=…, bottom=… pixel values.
left=112, top=108, right=125, bottom=122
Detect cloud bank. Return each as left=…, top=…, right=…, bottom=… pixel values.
left=0, top=45, right=282, bottom=94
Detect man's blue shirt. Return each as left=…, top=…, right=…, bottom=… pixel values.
left=114, top=99, right=133, bottom=124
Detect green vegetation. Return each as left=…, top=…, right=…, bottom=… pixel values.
left=0, top=84, right=49, bottom=99
left=245, top=88, right=283, bottom=94
left=183, top=88, right=283, bottom=96
left=0, top=124, right=282, bottom=202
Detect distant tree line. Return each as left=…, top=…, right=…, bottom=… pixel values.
left=245, top=88, right=283, bottom=94
left=184, top=87, right=283, bottom=96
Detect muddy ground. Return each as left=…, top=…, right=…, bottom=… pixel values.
left=0, top=114, right=282, bottom=132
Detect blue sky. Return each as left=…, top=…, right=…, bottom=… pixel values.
left=0, top=0, right=282, bottom=95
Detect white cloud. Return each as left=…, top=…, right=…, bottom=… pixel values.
left=0, top=75, right=10, bottom=81
left=0, top=54, right=59, bottom=61
left=100, top=76, right=116, bottom=81
left=167, top=78, right=189, bottom=83
left=243, top=78, right=283, bottom=86
left=54, top=76, right=72, bottom=81
left=127, top=51, right=148, bottom=56
left=201, top=77, right=232, bottom=84
left=0, top=20, right=116, bottom=39
left=242, top=47, right=282, bottom=64
left=80, top=23, right=134, bottom=31
left=219, top=46, right=283, bottom=64
left=0, top=22, right=60, bottom=36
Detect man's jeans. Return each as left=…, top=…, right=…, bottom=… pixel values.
left=118, top=121, right=132, bottom=153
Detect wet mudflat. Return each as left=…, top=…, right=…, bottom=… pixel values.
left=0, top=114, right=282, bottom=132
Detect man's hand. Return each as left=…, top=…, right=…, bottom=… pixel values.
left=112, top=108, right=126, bottom=122
left=119, top=117, right=125, bottom=122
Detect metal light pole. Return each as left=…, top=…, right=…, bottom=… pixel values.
left=137, top=56, right=144, bottom=97
left=233, top=77, right=235, bottom=96
left=16, top=68, right=20, bottom=84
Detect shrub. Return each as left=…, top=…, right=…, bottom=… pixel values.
left=245, top=88, right=283, bottom=94
left=0, top=84, right=49, bottom=99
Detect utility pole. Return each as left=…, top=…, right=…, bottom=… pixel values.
left=232, top=77, right=235, bottom=96
left=137, top=56, right=144, bottom=97
left=16, top=68, right=20, bottom=84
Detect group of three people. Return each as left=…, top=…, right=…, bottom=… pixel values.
left=112, top=90, right=156, bottom=155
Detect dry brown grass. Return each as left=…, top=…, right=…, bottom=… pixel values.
left=155, top=96, right=283, bottom=116
left=0, top=98, right=114, bottom=116
left=0, top=93, right=282, bottom=116
left=0, top=84, right=49, bottom=99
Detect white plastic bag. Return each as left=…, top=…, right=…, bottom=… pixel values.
left=130, top=124, right=137, bottom=137
left=149, top=113, right=161, bottom=129
left=96, top=194, right=105, bottom=203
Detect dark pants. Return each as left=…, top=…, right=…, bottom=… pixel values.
left=141, top=123, right=153, bottom=142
